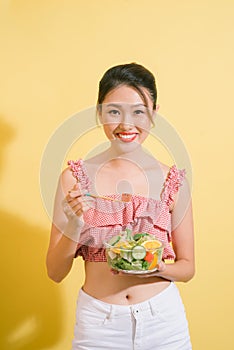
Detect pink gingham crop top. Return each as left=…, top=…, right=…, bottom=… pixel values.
left=68, top=159, right=186, bottom=262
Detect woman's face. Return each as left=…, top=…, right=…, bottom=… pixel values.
left=99, top=85, right=157, bottom=147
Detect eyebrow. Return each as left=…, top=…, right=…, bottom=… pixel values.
left=104, top=103, right=147, bottom=108
left=104, top=103, right=122, bottom=108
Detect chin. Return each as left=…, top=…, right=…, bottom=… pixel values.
left=110, top=139, right=141, bottom=154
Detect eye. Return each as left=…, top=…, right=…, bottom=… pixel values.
left=133, top=109, right=145, bottom=115
left=108, top=109, right=120, bottom=116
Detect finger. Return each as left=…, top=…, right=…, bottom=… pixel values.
left=67, top=182, right=82, bottom=196
left=137, top=274, right=152, bottom=278
left=70, top=202, right=83, bottom=213
left=62, top=198, right=77, bottom=217
left=69, top=196, right=83, bottom=207
left=72, top=182, right=80, bottom=191
left=156, top=261, right=166, bottom=272
left=68, top=190, right=82, bottom=199
left=66, top=195, right=81, bottom=204
left=66, top=197, right=94, bottom=215
left=74, top=209, right=84, bottom=218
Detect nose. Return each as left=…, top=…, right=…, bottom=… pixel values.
left=119, top=122, right=133, bottom=131
left=119, top=112, right=134, bottom=129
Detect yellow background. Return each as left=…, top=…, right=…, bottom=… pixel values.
left=0, top=1, right=233, bottom=349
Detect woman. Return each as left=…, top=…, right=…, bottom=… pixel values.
left=46, top=63, right=195, bottom=349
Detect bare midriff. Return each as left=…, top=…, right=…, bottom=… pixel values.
left=83, top=261, right=170, bottom=305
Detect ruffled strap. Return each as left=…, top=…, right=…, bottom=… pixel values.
left=161, top=165, right=186, bottom=206
left=67, top=159, right=91, bottom=192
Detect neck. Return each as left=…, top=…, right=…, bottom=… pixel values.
left=86, top=140, right=156, bottom=170
left=107, top=140, right=145, bottom=161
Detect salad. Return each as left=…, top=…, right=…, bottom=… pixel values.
left=105, top=229, right=164, bottom=273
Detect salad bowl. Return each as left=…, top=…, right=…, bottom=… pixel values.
left=104, top=229, right=164, bottom=274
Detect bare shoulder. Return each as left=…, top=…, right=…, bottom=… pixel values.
left=156, top=160, right=171, bottom=178
left=59, top=166, right=77, bottom=193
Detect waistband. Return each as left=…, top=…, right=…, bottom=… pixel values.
left=78, top=282, right=178, bottom=316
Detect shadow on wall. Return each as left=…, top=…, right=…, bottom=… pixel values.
left=0, top=117, right=63, bottom=350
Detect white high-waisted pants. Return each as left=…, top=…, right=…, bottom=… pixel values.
left=72, top=282, right=192, bottom=350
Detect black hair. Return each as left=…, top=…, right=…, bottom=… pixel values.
left=97, top=63, right=157, bottom=110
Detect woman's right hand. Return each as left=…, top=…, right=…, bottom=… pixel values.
left=61, top=183, right=89, bottom=242
left=46, top=172, right=93, bottom=282
left=63, top=183, right=85, bottom=219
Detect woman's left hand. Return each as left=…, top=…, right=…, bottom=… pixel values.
left=111, top=261, right=166, bottom=278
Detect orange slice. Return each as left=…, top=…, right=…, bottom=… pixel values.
left=142, top=239, right=162, bottom=250
left=148, top=253, right=158, bottom=270
left=112, top=241, right=132, bottom=254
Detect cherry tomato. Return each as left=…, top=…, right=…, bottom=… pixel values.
left=144, top=252, right=154, bottom=263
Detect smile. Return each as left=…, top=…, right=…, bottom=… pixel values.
left=116, top=133, right=138, bottom=142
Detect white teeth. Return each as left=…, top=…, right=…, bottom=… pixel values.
left=118, top=134, right=135, bottom=139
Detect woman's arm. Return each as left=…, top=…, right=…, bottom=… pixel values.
left=156, top=178, right=195, bottom=282
left=46, top=168, right=83, bottom=283
left=156, top=202, right=195, bottom=282
left=46, top=225, right=78, bottom=283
